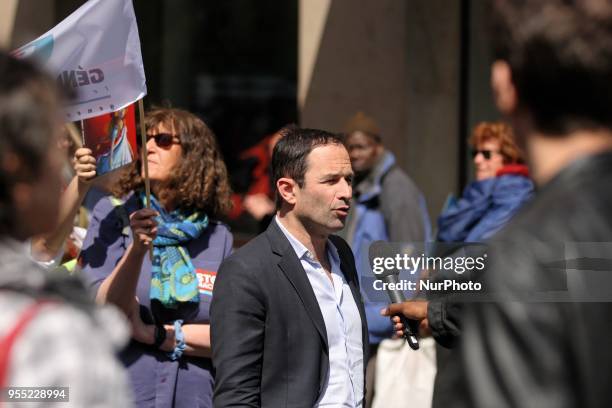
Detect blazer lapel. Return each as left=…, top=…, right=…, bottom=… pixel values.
left=267, top=221, right=329, bottom=350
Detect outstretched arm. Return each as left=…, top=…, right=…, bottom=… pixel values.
left=31, top=148, right=96, bottom=262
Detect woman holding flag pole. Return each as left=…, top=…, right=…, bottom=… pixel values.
left=79, top=107, right=233, bottom=407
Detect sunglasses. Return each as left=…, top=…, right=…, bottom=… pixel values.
left=146, top=133, right=181, bottom=149
left=471, top=149, right=499, bottom=160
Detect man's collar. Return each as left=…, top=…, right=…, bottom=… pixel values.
left=274, top=216, right=339, bottom=264
left=275, top=215, right=310, bottom=259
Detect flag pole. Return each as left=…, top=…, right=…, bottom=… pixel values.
left=64, top=122, right=82, bottom=149
left=137, top=98, right=153, bottom=260
left=79, top=119, right=85, bottom=146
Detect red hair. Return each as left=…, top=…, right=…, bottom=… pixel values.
left=469, top=122, right=525, bottom=164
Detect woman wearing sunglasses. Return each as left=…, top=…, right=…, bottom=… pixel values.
left=79, top=107, right=233, bottom=407
left=437, top=121, right=534, bottom=242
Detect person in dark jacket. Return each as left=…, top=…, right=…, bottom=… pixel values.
left=453, top=1, right=612, bottom=406
left=211, top=127, right=368, bottom=408
left=401, top=1, right=612, bottom=407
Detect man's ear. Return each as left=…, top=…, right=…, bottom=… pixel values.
left=276, top=177, right=298, bottom=206
left=491, top=60, right=518, bottom=115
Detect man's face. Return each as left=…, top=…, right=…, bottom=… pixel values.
left=345, top=131, right=382, bottom=174
left=294, top=144, right=353, bottom=235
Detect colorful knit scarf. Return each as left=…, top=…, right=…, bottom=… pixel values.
left=141, top=192, right=208, bottom=308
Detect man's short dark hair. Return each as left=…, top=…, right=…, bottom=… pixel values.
left=490, top=0, right=612, bottom=135
left=0, top=51, right=61, bottom=233
left=272, top=127, right=344, bottom=208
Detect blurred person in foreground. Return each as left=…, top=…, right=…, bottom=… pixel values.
left=340, top=112, right=431, bottom=407
left=0, top=52, right=132, bottom=405
left=79, top=108, right=233, bottom=407
left=211, top=127, right=368, bottom=407
left=397, top=0, right=612, bottom=407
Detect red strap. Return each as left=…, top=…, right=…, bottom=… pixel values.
left=0, top=300, right=55, bottom=389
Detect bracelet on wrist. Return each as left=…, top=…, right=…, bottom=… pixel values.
left=168, top=319, right=186, bottom=361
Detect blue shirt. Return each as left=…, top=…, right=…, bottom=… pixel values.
left=276, top=217, right=364, bottom=407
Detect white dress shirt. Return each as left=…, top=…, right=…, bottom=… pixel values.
left=276, top=217, right=364, bottom=407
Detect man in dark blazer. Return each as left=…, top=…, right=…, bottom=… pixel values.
left=211, top=127, right=369, bottom=407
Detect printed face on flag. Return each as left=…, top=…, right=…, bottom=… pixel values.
left=83, top=103, right=137, bottom=176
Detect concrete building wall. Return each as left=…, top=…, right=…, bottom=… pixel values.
left=0, top=0, right=19, bottom=49
left=404, top=0, right=462, bottom=218
left=6, top=0, right=55, bottom=50
left=299, top=0, right=462, bottom=221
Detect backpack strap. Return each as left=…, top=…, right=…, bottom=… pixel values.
left=0, top=300, right=56, bottom=389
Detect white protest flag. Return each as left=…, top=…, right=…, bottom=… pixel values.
left=12, top=0, right=147, bottom=121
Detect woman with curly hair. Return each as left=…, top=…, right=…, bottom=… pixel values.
left=437, top=121, right=534, bottom=242
left=80, top=107, right=233, bottom=407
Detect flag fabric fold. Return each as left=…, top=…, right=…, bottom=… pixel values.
left=13, top=0, right=146, bottom=121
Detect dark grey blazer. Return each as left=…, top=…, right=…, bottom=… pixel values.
left=211, top=219, right=368, bottom=408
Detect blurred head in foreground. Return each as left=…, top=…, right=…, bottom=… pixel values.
left=491, top=0, right=612, bottom=182
left=0, top=51, right=64, bottom=240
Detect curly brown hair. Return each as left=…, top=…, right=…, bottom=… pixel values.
left=113, top=107, right=232, bottom=217
left=469, top=121, right=525, bottom=164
